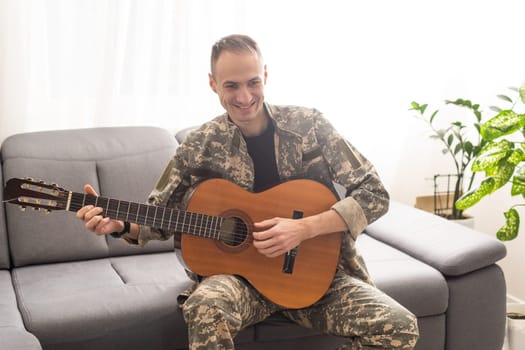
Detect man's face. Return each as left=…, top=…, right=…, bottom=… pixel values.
left=209, top=51, right=267, bottom=127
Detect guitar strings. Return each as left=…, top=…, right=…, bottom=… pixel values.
left=68, top=198, right=255, bottom=245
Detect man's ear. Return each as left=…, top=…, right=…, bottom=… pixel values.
left=263, top=64, right=268, bottom=84
left=208, top=73, right=217, bottom=93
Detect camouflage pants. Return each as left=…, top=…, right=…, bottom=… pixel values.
left=181, top=270, right=419, bottom=350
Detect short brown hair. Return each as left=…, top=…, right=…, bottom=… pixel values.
left=210, top=34, right=263, bottom=76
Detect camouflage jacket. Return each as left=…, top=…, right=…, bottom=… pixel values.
left=125, top=103, right=389, bottom=283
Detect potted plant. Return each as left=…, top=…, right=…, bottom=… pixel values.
left=455, top=82, right=525, bottom=240
left=409, top=99, right=488, bottom=220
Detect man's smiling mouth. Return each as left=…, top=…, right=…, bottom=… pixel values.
left=234, top=101, right=256, bottom=109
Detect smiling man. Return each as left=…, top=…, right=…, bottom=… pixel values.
left=209, top=43, right=268, bottom=137
left=76, top=34, right=419, bottom=350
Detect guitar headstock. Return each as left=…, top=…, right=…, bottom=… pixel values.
left=3, top=178, right=69, bottom=212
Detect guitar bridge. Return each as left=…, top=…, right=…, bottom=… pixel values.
left=282, top=210, right=303, bottom=274
left=282, top=248, right=297, bottom=274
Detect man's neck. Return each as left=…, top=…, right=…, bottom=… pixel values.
left=237, top=111, right=269, bottom=138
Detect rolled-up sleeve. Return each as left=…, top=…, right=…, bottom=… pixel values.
left=331, top=197, right=369, bottom=240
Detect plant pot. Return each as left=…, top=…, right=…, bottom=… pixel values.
left=506, top=303, right=525, bottom=350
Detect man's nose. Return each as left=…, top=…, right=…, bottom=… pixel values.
left=235, top=86, right=252, bottom=105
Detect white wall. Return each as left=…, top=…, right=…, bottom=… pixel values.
left=1, top=0, right=525, bottom=297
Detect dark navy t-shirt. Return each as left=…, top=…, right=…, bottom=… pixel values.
left=243, top=122, right=280, bottom=193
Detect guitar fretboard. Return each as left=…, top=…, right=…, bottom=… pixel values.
left=67, top=192, right=224, bottom=240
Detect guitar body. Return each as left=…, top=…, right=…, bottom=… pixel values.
left=181, top=179, right=342, bottom=309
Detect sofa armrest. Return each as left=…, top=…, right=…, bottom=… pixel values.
left=365, top=201, right=507, bottom=276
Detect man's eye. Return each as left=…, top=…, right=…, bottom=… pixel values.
left=225, top=84, right=237, bottom=89
left=249, top=80, right=261, bottom=87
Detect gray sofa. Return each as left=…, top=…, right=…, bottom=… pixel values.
left=0, top=126, right=507, bottom=350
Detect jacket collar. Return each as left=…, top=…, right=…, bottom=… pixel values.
left=223, top=102, right=302, bottom=150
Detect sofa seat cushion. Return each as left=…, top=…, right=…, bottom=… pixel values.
left=0, top=328, right=42, bottom=350
left=253, top=313, right=346, bottom=346
left=0, top=270, right=42, bottom=350
left=1, top=270, right=24, bottom=327
left=357, top=234, right=448, bottom=317
left=11, top=252, right=194, bottom=348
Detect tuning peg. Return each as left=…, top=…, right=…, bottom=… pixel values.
left=39, top=180, right=46, bottom=184
left=45, top=210, right=51, bottom=214
left=25, top=177, right=34, bottom=181
left=32, top=207, right=40, bottom=211
left=19, top=206, right=26, bottom=212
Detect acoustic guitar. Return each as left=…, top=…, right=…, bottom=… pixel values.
left=4, top=177, right=342, bottom=309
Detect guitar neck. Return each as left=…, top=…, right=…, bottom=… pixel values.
left=66, top=191, right=223, bottom=239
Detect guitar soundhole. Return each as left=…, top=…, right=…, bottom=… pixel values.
left=219, top=217, right=248, bottom=247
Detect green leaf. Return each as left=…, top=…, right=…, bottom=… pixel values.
left=474, top=110, right=482, bottom=121
left=497, top=94, right=513, bottom=103
left=508, top=148, right=525, bottom=165
left=481, top=110, right=525, bottom=141
left=496, top=208, right=520, bottom=241
left=430, top=110, right=438, bottom=123
left=447, top=133, right=454, bottom=146
left=446, top=98, right=473, bottom=108
left=471, top=140, right=514, bottom=172
left=491, top=160, right=516, bottom=189
left=464, top=141, right=473, bottom=154
left=454, top=143, right=462, bottom=155
left=455, top=177, right=496, bottom=210
left=511, top=164, right=525, bottom=196
left=511, top=179, right=525, bottom=197
left=474, top=123, right=481, bottom=133
left=490, top=106, right=502, bottom=113
left=519, top=83, right=525, bottom=104
left=410, top=102, right=427, bottom=115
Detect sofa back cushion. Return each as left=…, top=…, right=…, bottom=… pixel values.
left=0, top=169, right=10, bottom=269
left=1, top=126, right=178, bottom=267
